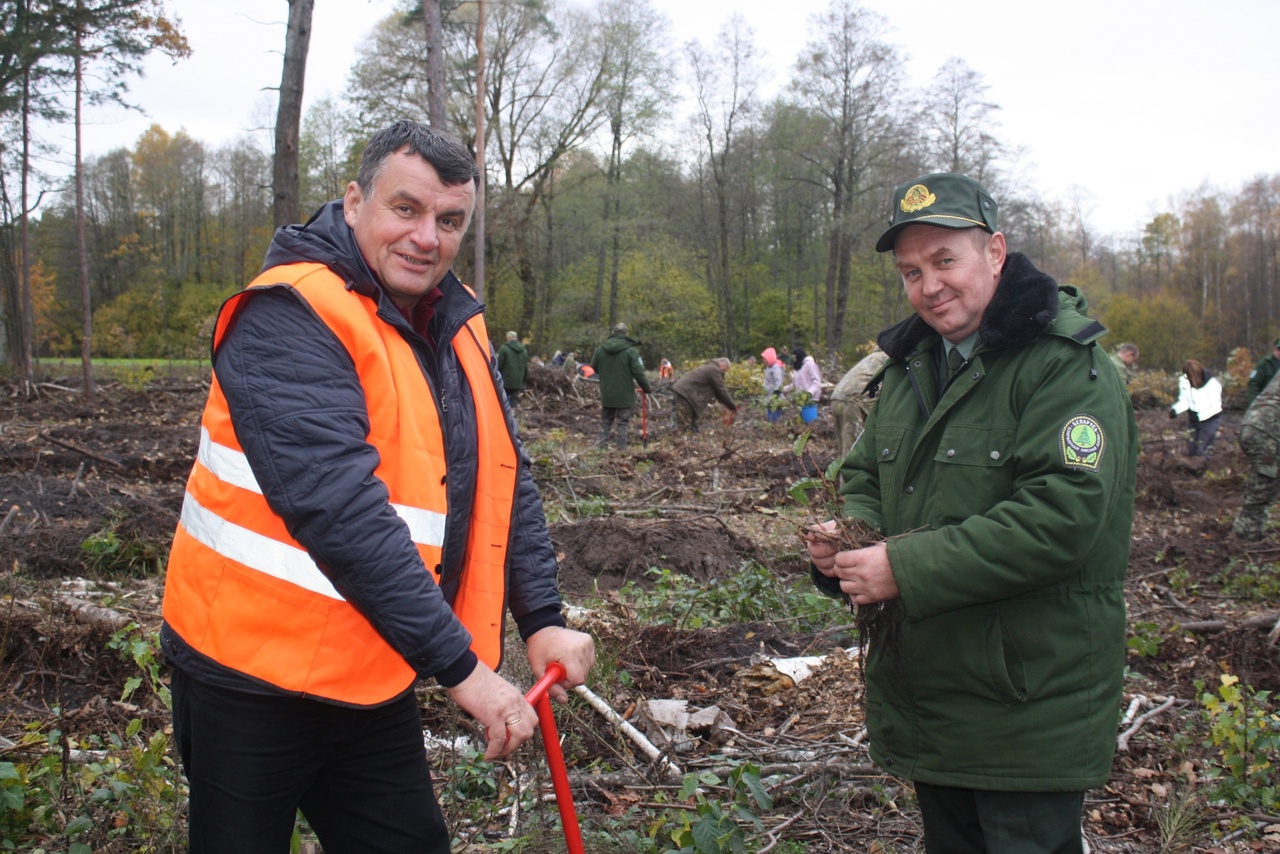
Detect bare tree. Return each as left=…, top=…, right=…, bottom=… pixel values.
left=921, top=57, right=1004, bottom=185
left=421, top=0, right=447, bottom=127
left=273, top=0, right=314, bottom=228
left=791, top=0, right=907, bottom=357
left=592, top=0, right=673, bottom=326
left=68, top=0, right=189, bottom=396
left=472, top=0, right=611, bottom=334
left=688, top=14, right=758, bottom=353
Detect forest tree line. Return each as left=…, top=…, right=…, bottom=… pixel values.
left=5, top=0, right=1279, bottom=381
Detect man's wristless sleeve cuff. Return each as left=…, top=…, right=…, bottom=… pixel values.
left=434, top=649, right=479, bottom=689
left=516, top=606, right=567, bottom=642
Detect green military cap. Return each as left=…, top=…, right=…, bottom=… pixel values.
left=875, top=172, right=999, bottom=253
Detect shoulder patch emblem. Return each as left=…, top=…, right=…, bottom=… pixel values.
left=900, top=184, right=936, bottom=213
left=1061, top=415, right=1105, bottom=471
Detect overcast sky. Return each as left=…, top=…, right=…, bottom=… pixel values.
left=71, top=0, right=1280, bottom=237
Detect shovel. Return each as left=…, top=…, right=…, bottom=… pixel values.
left=524, top=662, right=585, bottom=854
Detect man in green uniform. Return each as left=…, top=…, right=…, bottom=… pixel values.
left=1246, top=338, right=1280, bottom=405
left=1109, top=342, right=1139, bottom=384
left=1234, top=370, right=1280, bottom=540
left=805, top=173, right=1138, bottom=854
left=496, top=330, right=529, bottom=405
left=590, top=323, right=651, bottom=449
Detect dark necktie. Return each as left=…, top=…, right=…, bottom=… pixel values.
left=948, top=347, right=965, bottom=378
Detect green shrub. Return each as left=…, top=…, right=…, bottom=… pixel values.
left=1198, top=674, right=1280, bottom=810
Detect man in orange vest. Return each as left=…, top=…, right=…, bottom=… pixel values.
left=161, top=120, right=594, bottom=853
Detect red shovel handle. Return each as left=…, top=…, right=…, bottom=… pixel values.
left=524, top=662, right=584, bottom=854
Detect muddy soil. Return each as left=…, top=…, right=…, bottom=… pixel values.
left=1, top=365, right=1278, bottom=852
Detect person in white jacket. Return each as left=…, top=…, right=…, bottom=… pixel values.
left=785, top=347, right=823, bottom=401
left=1170, top=359, right=1223, bottom=456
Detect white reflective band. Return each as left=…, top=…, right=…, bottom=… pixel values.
left=392, top=504, right=447, bottom=547
left=197, top=427, right=447, bottom=548
left=199, top=426, right=262, bottom=494
left=180, top=491, right=344, bottom=600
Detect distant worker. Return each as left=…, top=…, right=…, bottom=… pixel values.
left=1169, top=359, right=1223, bottom=456
left=1247, top=338, right=1280, bottom=405
left=659, top=358, right=674, bottom=380
left=562, top=351, right=579, bottom=377
left=761, top=347, right=786, bottom=398
left=1233, top=371, right=1280, bottom=540
left=830, top=349, right=889, bottom=455
left=590, top=323, right=651, bottom=449
left=671, top=358, right=737, bottom=433
left=550, top=349, right=566, bottom=368
left=1109, top=342, right=1139, bottom=384
left=496, top=330, right=529, bottom=405
left=784, top=347, right=823, bottom=401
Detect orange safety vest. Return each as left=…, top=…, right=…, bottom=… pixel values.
left=163, top=263, right=518, bottom=706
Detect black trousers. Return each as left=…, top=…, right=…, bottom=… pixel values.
left=172, top=668, right=449, bottom=854
left=914, top=782, right=1086, bottom=854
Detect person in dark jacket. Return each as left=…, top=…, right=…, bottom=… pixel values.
left=670, top=358, right=737, bottom=432
left=805, top=173, right=1137, bottom=854
left=590, top=322, right=652, bottom=449
left=496, top=330, right=529, bottom=405
left=160, top=121, right=594, bottom=854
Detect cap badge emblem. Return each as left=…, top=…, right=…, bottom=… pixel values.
left=900, top=184, right=937, bottom=214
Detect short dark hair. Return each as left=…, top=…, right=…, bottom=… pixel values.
left=356, top=120, right=479, bottom=195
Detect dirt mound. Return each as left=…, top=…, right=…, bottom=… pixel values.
left=553, top=516, right=764, bottom=594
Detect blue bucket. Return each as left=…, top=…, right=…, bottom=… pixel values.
left=766, top=408, right=783, bottom=423
left=800, top=403, right=819, bottom=424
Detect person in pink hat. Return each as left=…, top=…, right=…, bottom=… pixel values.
left=761, top=347, right=785, bottom=398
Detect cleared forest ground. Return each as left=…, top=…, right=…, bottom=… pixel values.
left=1, top=365, right=1278, bottom=852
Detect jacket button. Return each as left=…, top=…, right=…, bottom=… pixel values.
left=433, top=563, right=442, bottom=577
left=884, top=755, right=894, bottom=767
left=882, top=448, right=890, bottom=457
left=440, top=475, right=447, bottom=485
left=904, top=485, right=914, bottom=494
left=946, top=448, right=956, bottom=457
left=990, top=451, right=1001, bottom=460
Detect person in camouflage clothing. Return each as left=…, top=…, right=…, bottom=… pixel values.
left=830, top=348, right=889, bottom=456
left=1233, top=371, right=1280, bottom=540
left=1246, top=338, right=1280, bottom=405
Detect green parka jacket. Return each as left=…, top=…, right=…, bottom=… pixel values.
left=825, top=252, right=1138, bottom=791
left=591, top=333, right=651, bottom=409
left=496, top=338, right=529, bottom=392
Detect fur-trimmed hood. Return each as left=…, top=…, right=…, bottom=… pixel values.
left=877, top=252, right=1060, bottom=360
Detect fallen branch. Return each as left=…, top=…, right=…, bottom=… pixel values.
left=0, top=504, right=19, bottom=536
left=757, top=811, right=805, bottom=853
left=56, top=596, right=130, bottom=629
left=571, top=754, right=879, bottom=789
left=68, top=461, right=85, bottom=498
left=1120, top=695, right=1146, bottom=728
left=1117, top=696, right=1180, bottom=752
left=39, top=432, right=123, bottom=468
left=1179, top=612, right=1280, bottom=634
left=573, top=683, right=683, bottom=779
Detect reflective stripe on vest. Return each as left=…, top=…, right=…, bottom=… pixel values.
left=163, top=262, right=517, bottom=706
